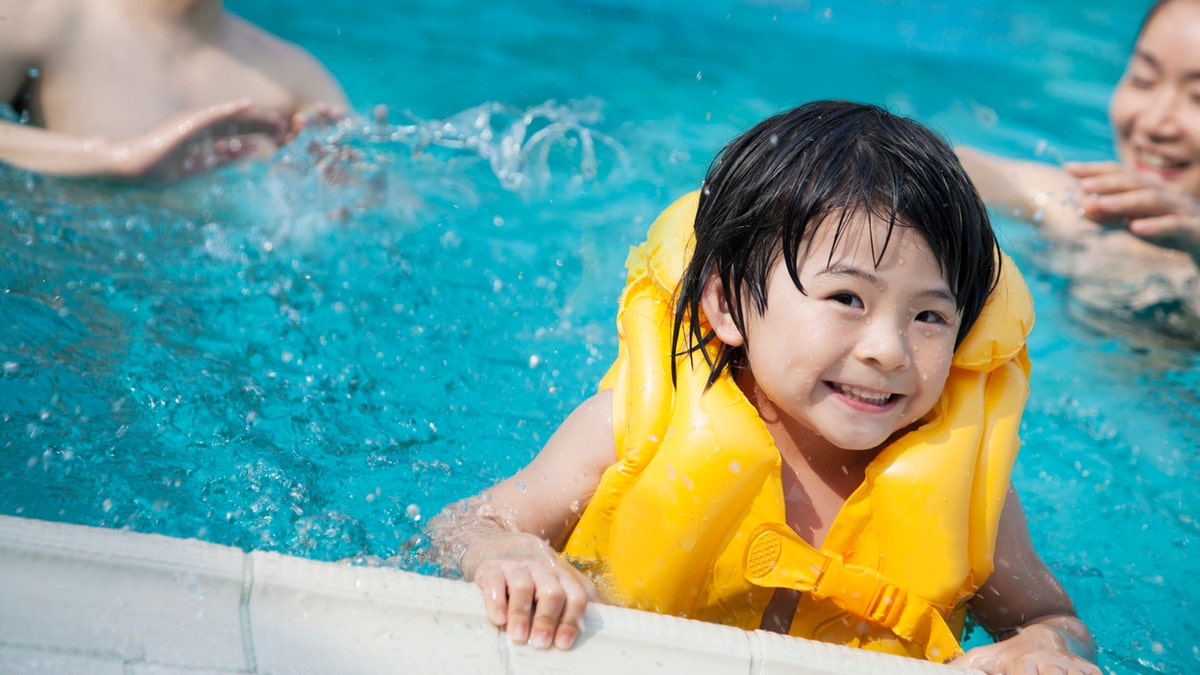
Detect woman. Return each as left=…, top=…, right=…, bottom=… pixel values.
left=957, top=0, right=1200, bottom=343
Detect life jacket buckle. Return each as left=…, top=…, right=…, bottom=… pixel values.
left=745, top=524, right=908, bottom=630
left=867, top=582, right=907, bottom=628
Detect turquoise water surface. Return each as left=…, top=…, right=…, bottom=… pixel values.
left=1, top=1, right=1195, bottom=673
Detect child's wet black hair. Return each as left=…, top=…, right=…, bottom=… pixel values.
left=672, top=99, right=999, bottom=386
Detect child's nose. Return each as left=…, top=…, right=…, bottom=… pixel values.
left=854, top=322, right=910, bottom=371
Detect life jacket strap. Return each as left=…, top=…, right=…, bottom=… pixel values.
left=744, top=523, right=964, bottom=662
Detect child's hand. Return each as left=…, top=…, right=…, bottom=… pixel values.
left=1066, top=160, right=1200, bottom=262
left=472, top=532, right=601, bottom=650
left=951, top=621, right=1102, bottom=675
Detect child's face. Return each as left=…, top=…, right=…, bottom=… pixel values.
left=1110, top=0, right=1200, bottom=199
left=716, top=212, right=960, bottom=455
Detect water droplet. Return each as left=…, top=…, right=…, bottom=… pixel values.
left=972, top=103, right=998, bottom=129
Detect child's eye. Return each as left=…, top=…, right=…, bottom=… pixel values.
left=829, top=292, right=863, bottom=308
left=915, top=310, right=948, bottom=325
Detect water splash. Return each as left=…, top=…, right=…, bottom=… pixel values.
left=382, top=97, right=627, bottom=195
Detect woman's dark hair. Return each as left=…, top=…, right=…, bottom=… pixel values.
left=672, top=100, right=999, bottom=386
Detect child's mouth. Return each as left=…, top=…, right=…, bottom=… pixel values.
left=830, top=382, right=896, bottom=406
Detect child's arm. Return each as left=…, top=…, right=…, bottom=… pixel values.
left=427, top=389, right=618, bottom=650
left=952, top=485, right=1101, bottom=675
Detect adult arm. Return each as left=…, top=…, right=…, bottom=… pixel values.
left=426, top=389, right=617, bottom=650
left=952, top=486, right=1100, bottom=675
left=0, top=100, right=286, bottom=179
left=222, top=13, right=350, bottom=138
left=958, top=147, right=1200, bottom=266
left=955, top=146, right=1092, bottom=237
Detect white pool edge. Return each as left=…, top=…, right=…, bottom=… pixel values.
left=0, top=515, right=982, bottom=674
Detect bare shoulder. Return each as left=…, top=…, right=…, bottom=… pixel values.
left=0, top=0, right=76, bottom=55
left=0, top=0, right=79, bottom=106
left=220, top=13, right=347, bottom=106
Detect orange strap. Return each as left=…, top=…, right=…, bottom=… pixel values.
left=744, top=523, right=964, bottom=662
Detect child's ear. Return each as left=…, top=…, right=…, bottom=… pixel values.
left=700, top=273, right=745, bottom=347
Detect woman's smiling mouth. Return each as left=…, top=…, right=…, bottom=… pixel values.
left=1134, top=147, right=1189, bottom=176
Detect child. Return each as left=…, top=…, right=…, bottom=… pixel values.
left=429, top=100, right=1099, bottom=674
left=0, top=0, right=347, bottom=180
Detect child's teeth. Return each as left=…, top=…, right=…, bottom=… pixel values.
left=838, top=384, right=891, bottom=404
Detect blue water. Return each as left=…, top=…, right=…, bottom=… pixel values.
left=1, top=1, right=1195, bottom=673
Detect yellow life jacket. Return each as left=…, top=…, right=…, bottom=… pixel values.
left=562, top=191, right=1034, bottom=662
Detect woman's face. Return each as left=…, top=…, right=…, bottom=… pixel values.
left=1110, top=0, right=1200, bottom=198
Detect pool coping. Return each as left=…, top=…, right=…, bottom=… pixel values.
left=0, top=514, right=982, bottom=674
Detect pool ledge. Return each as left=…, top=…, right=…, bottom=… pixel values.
left=0, top=515, right=982, bottom=674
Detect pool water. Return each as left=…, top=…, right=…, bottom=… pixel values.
left=1, top=1, right=1194, bottom=673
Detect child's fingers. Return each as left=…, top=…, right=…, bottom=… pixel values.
left=527, top=567, right=569, bottom=649
left=552, top=572, right=592, bottom=649
left=498, top=566, right=537, bottom=644
left=474, top=566, right=512, bottom=628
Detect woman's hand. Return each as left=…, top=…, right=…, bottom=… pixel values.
left=1066, top=160, right=1200, bottom=263
left=951, top=618, right=1102, bottom=675
left=471, top=531, right=601, bottom=650
left=286, top=102, right=348, bottom=143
